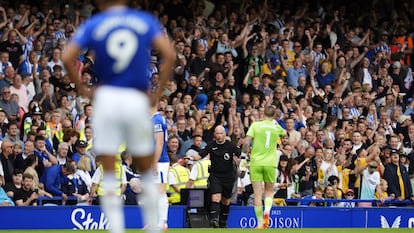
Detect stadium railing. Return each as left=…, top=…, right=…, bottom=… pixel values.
left=37, top=196, right=96, bottom=205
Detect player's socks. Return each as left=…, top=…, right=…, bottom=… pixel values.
left=263, top=197, right=272, bottom=228
left=158, top=193, right=169, bottom=228
left=219, top=203, right=229, bottom=228
left=254, top=205, right=263, bottom=226
left=264, top=197, right=272, bottom=213
left=101, top=172, right=124, bottom=233
left=209, top=201, right=220, bottom=227
left=139, top=171, right=160, bottom=232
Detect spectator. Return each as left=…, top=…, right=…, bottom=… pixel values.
left=23, top=153, right=52, bottom=198
left=0, top=51, right=12, bottom=78
left=9, top=73, right=29, bottom=112
left=120, top=151, right=140, bottom=205
left=167, top=135, right=180, bottom=158
left=0, top=29, right=24, bottom=69
left=40, top=160, right=76, bottom=203
left=189, top=39, right=217, bottom=76
left=3, top=121, right=23, bottom=147
left=358, top=160, right=381, bottom=207
left=186, top=154, right=210, bottom=189
left=375, top=178, right=391, bottom=207
left=33, top=135, right=58, bottom=177
left=83, top=126, right=94, bottom=152
left=216, top=33, right=238, bottom=58
left=168, top=153, right=190, bottom=204
left=71, top=140, right=94, bottom=168
left=176, top=118, right=191, bottom=143
left=3, top=168, right=22, bottom=199
left=328, top=175, right=344, bottom=199
left=295, top=146, right=316, bottom=197
left=383, top=149, right=413, bottom=203
left=338, top=189, right=356, bottom=208
left=50, top=65, right=64, bottom=90
left=274, top=155, right=293, bottom=205
left=76, top=156, right=92, bottom=192
left=35, top=124, right=52, bottom=155
left=59, top=128, right=79, bottom=158
left=55, top=142, right=69, bottom=165
left=321, top=148, right=339, bottom=181
left=61, top=164, right=89, bottom=206
left=52, top=118, right=72, bottom=150
left=0, top=175, right=14, bottom=206
left=14, top=140, right=35, bottom=171
left=18, top=50, right=39, bottom=80
left=305, top=186, right=324, bottom=207
left=323, top=185, right=339, bottom=207
left=14, top=173, right=37, bottom=206
left=317, top=60, right=336, bottom=89
left=0, top=140, right=15, bottom=184
left=75, top=104, right=93, bottom=131
left=265, top=38, right=280, bottom=62
left=32, top=81, right=58, bottom=113
left=184, top=135, right=204, bottom=159
left=89, top=160, right=127, bottom=205
left=0, top=86, right=20, bottom=122
left=285, top=118, right=301, bottom=147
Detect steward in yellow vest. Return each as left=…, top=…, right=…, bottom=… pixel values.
left=89, top=155, right=126, bottom=203
left=186, top=157, right=210, bottom=189
left=168, top=163, right=190, bottom=204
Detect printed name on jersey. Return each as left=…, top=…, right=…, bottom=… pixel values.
left=93, top=16, right=149, bottom=40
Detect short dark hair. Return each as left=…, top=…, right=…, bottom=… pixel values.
left=35, top=135, right=46, bottom=142
left=64, top=159, right=76, bottom=173
left=264, top=106, right=276, bottom=118
left=13, top=169, right=23, bottom=175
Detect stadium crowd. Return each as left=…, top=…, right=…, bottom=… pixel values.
left=0, top=0, right=414, bottom=209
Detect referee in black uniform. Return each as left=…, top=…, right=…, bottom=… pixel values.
left=199, top=125, right=241, bottom=228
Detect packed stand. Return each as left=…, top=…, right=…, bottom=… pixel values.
left=0, top=0, right=413, bottom=208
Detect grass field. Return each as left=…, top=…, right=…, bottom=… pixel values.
left=1, top=229, right=413, bottom=233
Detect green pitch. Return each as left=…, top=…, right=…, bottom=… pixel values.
left=1, top=229, right=413, bottom=233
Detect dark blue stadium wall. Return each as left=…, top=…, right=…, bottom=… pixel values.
left=0, top=205, right=414, bottom=229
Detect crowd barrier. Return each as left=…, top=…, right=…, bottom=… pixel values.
left=1, top=200, right=414, bottom=229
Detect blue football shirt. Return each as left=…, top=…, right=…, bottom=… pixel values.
left=152, top=112, right=169, bottom=163
left=72, top=7, right=162, bottom=91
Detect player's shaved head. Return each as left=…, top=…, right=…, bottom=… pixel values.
left=215, top=125, right=225, bottom=134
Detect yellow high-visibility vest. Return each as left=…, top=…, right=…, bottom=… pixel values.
left=168, top=164, right=190, bottom=203
left=193, top=159, right=210, bottom=188
left=54, top=130, right=64, bottom=143
left=96, top=155, right=124, bottom=196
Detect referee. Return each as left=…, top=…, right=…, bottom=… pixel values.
left=199, top=125, right=241, bottom=228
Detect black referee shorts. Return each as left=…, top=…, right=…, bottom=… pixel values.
left=208, top=174, right=235, bottom=198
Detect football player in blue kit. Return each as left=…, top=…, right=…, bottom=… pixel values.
left=62, top=1, right=175, bottom=233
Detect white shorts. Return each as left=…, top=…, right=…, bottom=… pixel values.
left=156, top=162, right=170, bottom=184
left=93, top=86, right=153, bottom=156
